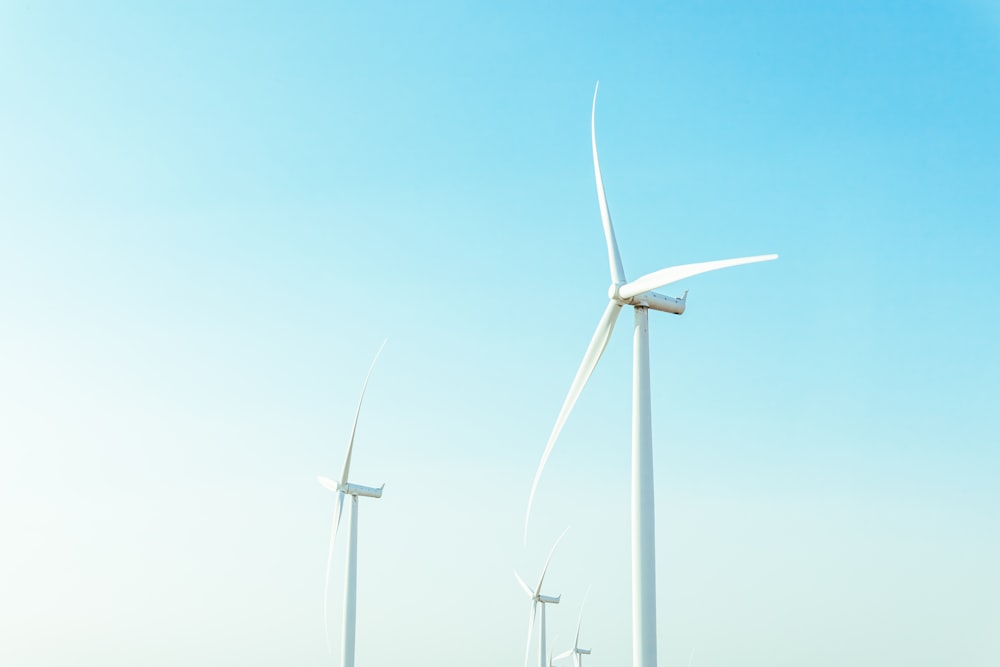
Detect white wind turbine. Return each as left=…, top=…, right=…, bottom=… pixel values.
left=516, top=530, right=568, bottom=667
left=318, top=340, right=387, bottom=667
left=554, top=592, right=592, bottom=667
left=525, top=83, right=777, bottom=667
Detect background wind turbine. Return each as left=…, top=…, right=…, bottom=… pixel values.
left=525, top=83, right=777, bottom=667
left=554, top=591, right=591, bottom=667
left=318, top=340, right=387, bottom=667
left=516, top=530, right=568, bottom=667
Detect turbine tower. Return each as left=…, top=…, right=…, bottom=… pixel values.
left=318, top=340, right=387, bottom=667
left=525, top=83, right=777, bottom=667
left=516, top=530, right=568, bottom=667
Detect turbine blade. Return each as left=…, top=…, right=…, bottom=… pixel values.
left=536, top=527, right=569, bottom=595
left=317, top=475, right=339, bottom=493
left=575, top=585, right=590, bottom=648
left=592, top=81, right=626, bottom=286
left=514, top=571, right=534, bottom=598
left=618, top=254, right=778, bottom=300
left=524, top=301, right=621, bottom=543
left=525, top=600, right=538, bottom=667
left=555, top=649, right=574, bottom=660
left=322, top=490, right=346, bottom=653
left=340, top=339, right=388, bottom=485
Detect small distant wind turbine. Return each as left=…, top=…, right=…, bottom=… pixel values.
left=318, top=340, right=387, bottom=667
left=525, top=83, right=777, bottom=667
left=555, top=592, right=592, bottom=667
left=516, top=530, right=568, bottom=667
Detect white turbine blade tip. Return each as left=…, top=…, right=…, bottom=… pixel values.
left=339, top=339, right=388, bottom=485
left=618, top=252, right=779, bottom=300
left=591, top=83, right=626, bottom=286
left=536, top=526, right=570, bottom=592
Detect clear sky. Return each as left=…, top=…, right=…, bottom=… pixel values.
left=1, top=1, right=998, bottom=665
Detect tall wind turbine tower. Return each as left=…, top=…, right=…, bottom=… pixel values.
left=319, top=340, right=387, bottom=667
left=525, top=84, right=777, bottom=667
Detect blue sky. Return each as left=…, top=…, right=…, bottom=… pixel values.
left=1, top=2, right=998, bottom=665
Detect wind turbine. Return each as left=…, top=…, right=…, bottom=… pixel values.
left=554, top=593, right=592, bottom=667
left=516, top=530, right=568, bottom=667
left=318, top=340, right=387, bottom=667
left=524, top=83, right=777, bottom=667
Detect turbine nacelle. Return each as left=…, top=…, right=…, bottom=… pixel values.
left=342, top=482, right=384, bottom=499
left=317, top=476, right=385, bottom=499
left=537, top=593, right=561, bottom=604
left=633, top=290, right=687, bottom=315
left=610, top=283, right=687, bottom=315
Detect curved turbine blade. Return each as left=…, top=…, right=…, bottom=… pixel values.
left=524, top=301, right=621, bottom=543
left=317, top=475, right=339, bottom=493
left=555, top=648, right=574, bottom=660
left=514, top=570, right=534, bottom=598
left=575, top=584, right=590, bottom=648
left=618, top=254, right=778, bottom=300
left=340, top=339, right=388, bottom=485
left=535, top=527, right=569, bottom=595
left=322, top=490, right=346, bottom=653
left=592, top=81, right=626, bottom=286
left=525, top=599, right=538, bottom=667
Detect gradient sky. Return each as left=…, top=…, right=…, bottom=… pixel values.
left=2, top=2, right=998, bottom=666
